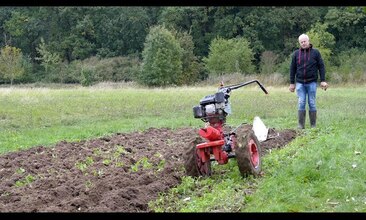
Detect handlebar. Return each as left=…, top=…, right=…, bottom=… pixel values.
left=220, top=79, right=269, bottom=94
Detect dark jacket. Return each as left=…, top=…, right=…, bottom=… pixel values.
left=290, top=44, right=326, bottom=84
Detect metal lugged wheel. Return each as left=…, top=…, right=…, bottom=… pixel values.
left=235, top=129, right=262, bottom=177
left=183, top=137, right=212, bottom=177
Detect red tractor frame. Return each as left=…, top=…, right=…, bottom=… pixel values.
left=184, top=80, right=268, bottom=177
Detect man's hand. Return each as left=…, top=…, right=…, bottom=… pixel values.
left=289, top=84, right=295, bottom=92
left=320, top=81, right=328, bottom=91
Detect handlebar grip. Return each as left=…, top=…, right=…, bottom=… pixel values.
left=258, top=82, right=269, bottom=94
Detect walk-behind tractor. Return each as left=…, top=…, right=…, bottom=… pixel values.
left=184, top=80, right=269, bottom=177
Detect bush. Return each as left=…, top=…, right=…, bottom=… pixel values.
left=80, top=67, right=95, bottom=87
left=81, top=56, right=141, bottom=82
left=275, top=55, right=292, bottom=82
left=329, top=48, right=366, bottom=83
left=307, top=22, right=335, bottom=67
left=64, top=55, right=141, bottom=85
left=139, top=25, right=183, bottom=87
left=173, top=30, right=204, bottom=85
left=259, top=51, right=279, bottom=75
left=15, top=55, right=36, bottom=84
left=203, top=37, right=255, bottom=75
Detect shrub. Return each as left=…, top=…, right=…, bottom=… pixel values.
left=329, top=48, right=366, bottom=83
left=80, top=56, right=141, bottom=82
left=139, top=25, right=183, bottom=87
left=307, top=22, right=335, bottom=68
left=172, top=30, right=205, bottom=85
left=203, top=37, right=255, bottom=76
left=259, top=51, right=279, bottom=75
left=275, top=55, right=292, bottom=81
left=80, top=67, right=96, bottom=87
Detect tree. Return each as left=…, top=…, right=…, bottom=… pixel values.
left=171, top=29, right=204, bottom=85
left=93, top=7, right=151, bottom=58
left=140, top=25, right=183, bottom=87
left=203, top=37, right=255, bottom=75
left=159, top=7, right=216, bottom=58
left=307, top=22, right=335, bottom=66
left=35, top=38, right=64, bottom=82
left=0, top=45, right=25, bottom=85
left=325, top=7, right=366, bottom=53
left=0, top=8, right=13, bottom=46
left=35, top=38, right=62, bottom=73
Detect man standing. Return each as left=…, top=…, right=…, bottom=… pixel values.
left=289, top=34, right=328, bottom=129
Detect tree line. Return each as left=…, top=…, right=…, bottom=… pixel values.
left=0, top=6, right=365, bottom=86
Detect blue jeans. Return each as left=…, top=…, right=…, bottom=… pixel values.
left=296, top=82, right=317, bottom=112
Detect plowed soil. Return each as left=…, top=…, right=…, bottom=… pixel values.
left=0, top=125, right=298, bottom=212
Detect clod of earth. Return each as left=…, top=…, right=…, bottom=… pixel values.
left=0, top=125, right=298, bottom=212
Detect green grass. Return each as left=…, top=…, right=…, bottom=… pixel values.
left=1, top=84, right=366, bottom=212
left=0, top=86, right=208, bottom=153
left=150, top=86, right=366, bottom=212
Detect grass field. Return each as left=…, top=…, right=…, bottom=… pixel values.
left=1, top=84, right=365, bottom=212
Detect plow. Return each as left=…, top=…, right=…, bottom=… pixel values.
left=184, top=80, right=269, bottom=177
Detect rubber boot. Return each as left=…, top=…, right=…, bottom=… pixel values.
left=298, top=110, right=306, bottom=129
left=309, top=111, right=317, bottom=128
